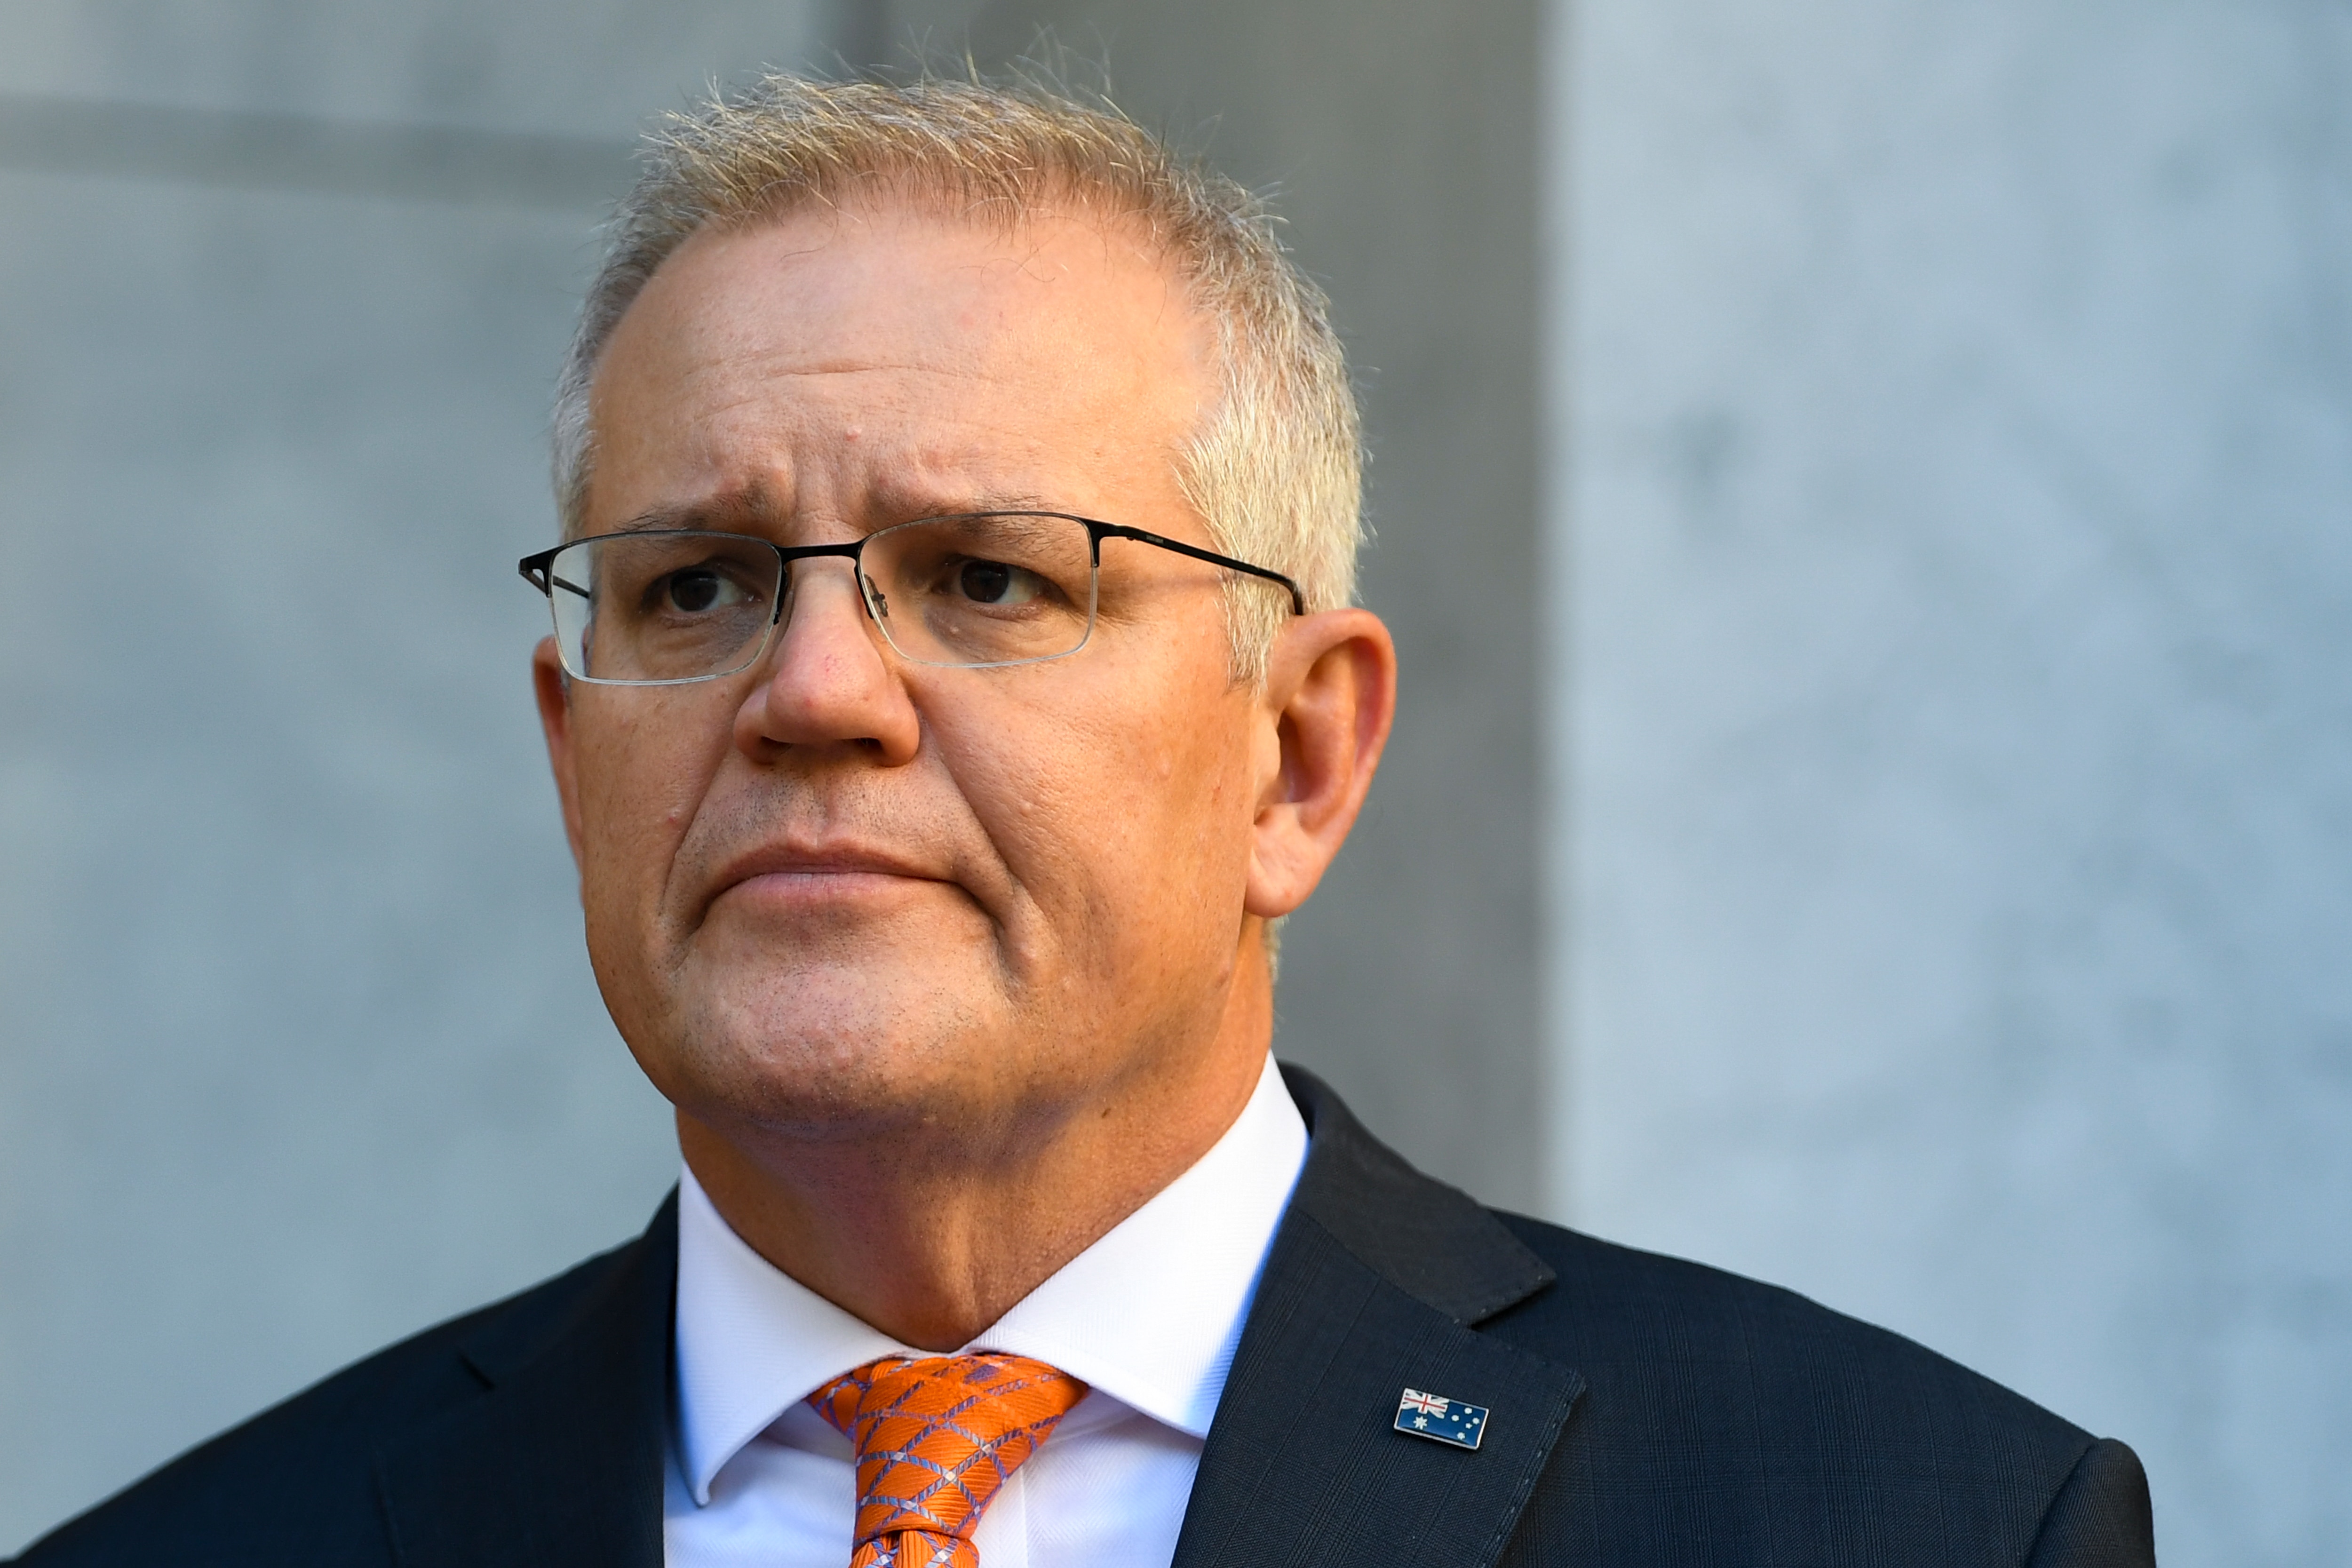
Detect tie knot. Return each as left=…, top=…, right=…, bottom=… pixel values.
left=810, top=1353, right=1088, bottom=1568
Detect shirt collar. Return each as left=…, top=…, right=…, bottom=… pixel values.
left=673, top=1053, right=1308, bottom=1506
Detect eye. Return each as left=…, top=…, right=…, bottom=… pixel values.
left=659, top=567, right=749, bottom=614
left=953, top=557, right=1048, bottom=605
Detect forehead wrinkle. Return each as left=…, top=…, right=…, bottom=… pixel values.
left=696, top=350, right=1007, bottom=385
left=645, top=361, right=994, bottom=439
left=856, top=418, right=1100, bottom=496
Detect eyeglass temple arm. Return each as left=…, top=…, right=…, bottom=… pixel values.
left=516, top=549, right=598, bottom=602
left=1091, top=525, right=1307, bottom=614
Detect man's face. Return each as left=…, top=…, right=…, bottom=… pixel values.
left=545, top=202, right=1273, bottom=1153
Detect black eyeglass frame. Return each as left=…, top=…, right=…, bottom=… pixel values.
left=517, top=511, right=1307, bottom=683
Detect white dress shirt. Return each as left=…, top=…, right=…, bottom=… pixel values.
left=665, top=1054, right=1309, bottom=1568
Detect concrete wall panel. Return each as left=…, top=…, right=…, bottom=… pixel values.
left=1557, top=3, right=2352, bottom=1560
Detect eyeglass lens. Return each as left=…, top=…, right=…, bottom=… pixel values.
left=545, top=514, right=1103, bottom=684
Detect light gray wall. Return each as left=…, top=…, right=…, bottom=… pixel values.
left=1557, top=2, right=2352, bottom=1561
left=881, top=0, right=1552, bottom=1215
left=0, top=4, right=842, bottom=1550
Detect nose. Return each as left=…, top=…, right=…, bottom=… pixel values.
left=731, top=558, right=922, bottom=764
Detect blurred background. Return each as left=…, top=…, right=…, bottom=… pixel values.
left=0, top=1, right=2345, bottom=1561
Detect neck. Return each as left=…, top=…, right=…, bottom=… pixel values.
left=678, top=939, right=1277, bottom=1351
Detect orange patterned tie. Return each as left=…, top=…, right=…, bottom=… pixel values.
left=809, top=1353, right=1088, bottom=1568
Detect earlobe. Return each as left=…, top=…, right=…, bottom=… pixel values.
left=1244, top=609, right=1398, bottom=920
left=532, top=638, right=588, bottom=868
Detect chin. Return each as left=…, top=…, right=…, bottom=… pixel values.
left=657, top=955, right=1016, bottom=1138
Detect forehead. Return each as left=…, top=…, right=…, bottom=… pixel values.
left=583, top=200, right=1216, bottom=532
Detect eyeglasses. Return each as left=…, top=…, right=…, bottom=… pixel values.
left=518, top=511, right=1304, bottom=685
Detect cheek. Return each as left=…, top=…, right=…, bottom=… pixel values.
left=570, top=702, right=723, bottom=940
left=1097, top=721, right=1258, bottom=994
left=951, top=672, right=1255, bottom=954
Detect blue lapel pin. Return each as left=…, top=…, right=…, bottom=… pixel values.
left=1395, top=1387, right=1488, bottom=1450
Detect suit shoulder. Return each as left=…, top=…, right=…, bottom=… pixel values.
left=1486, top=1209, right=2093, bottom=1455
left=14, top=1233, right=647, bottom=1568
left=1476, top=1213, right=2156, bottom=1560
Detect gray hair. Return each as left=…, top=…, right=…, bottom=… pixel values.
left=551, top=73, right=1364, bottom=681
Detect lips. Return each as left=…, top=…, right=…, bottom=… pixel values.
left=704, top=840, right=951, bottom=911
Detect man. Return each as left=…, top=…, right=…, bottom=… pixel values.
left=17, top=76, right=2153, bottom=1567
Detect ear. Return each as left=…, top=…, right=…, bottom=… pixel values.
left=1246, top=608, right=1398, bottom=919
left=532, top=637, right=588, bottom=869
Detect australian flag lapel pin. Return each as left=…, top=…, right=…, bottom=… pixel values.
left=1395, top=1387, right=1488, bottom=1450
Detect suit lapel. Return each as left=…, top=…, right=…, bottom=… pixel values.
left=375, top=1194, right=677, bottom=1568
left=1170, top=1069, right=1585, bottom=1568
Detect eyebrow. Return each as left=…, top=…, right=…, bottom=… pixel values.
left=863, top=484, right=1068, bottom=521
left=611, top=487, right=779, bottom=536
left=611, top=486, right=1080, bottom=537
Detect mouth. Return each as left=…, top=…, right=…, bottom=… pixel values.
left=705, top=842, right=954, bottom=916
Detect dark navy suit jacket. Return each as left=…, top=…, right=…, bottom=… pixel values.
left=16, top=1067, right=2155, bottom=1566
